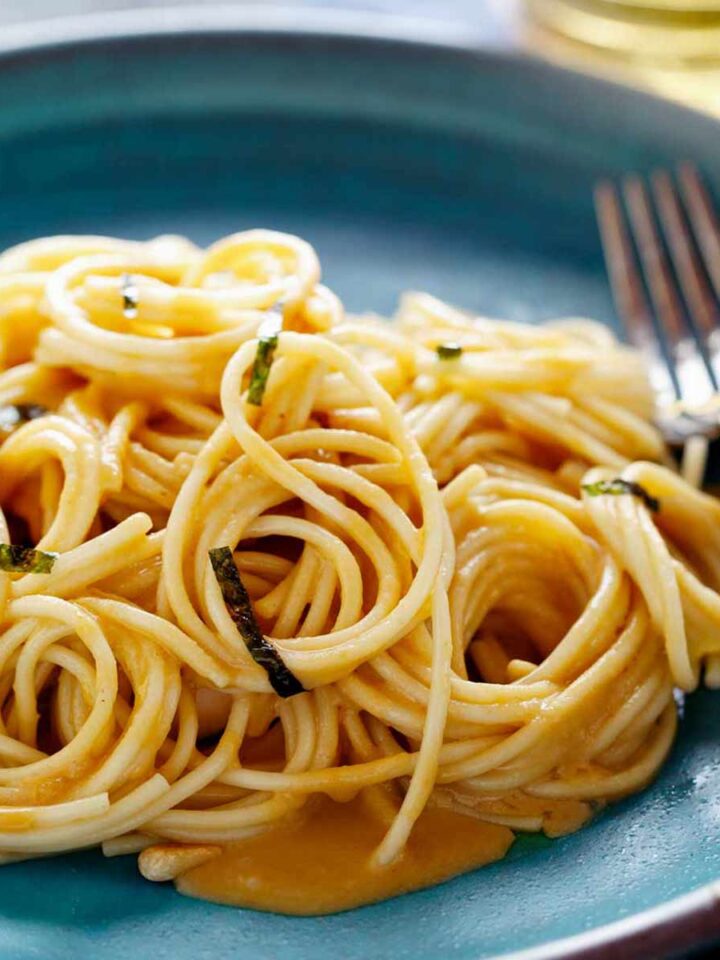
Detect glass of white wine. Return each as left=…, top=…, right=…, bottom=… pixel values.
left=523, top=0, right=720, bottom=116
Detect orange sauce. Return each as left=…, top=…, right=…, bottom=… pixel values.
left=176, top=794, right=514, bottom=915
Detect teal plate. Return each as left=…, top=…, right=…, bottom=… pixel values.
left=1, top=9, right=720, bottom=960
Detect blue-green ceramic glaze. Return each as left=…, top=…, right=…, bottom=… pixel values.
left=1, top=11, right=720, bottom=960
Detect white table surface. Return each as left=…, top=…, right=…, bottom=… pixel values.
left=0, top=0, right=521, bottom=33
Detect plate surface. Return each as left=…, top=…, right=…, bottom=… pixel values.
left=1, top=9, right=720, bottom=960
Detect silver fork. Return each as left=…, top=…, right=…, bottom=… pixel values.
left=594, top=164, right=720, bottom=483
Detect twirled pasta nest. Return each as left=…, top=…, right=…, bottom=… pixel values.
left=0, top=230, right=716, bottom=891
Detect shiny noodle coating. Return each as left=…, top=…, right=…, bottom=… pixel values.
left=0, top=229, right=715, bottom=890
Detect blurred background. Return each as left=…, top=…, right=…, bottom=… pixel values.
left=3, top=1, right=719, bottom=117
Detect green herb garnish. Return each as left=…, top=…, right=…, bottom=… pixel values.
left=436, top=343, right=463, bottom=360
left=581, top=478, right=660, bottom=513
left=0, top=545, right=58, bottom=574
left=209, top=546, right=304, bottom=698
left=247, top=334, right=279, bottom=406
left=0, top=404, right=48, bottom=440
left=121, top=273, right=139, bottom=320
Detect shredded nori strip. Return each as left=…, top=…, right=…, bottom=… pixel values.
left=0, top=404, right=48, bottom=439
left=121, top=273, right=139, bottom=320
left=581, top=478, right=660, bottom=513
left=0, top=544, right=57, bottom=574
left=436, top=343, right=463, bottom=360
left=209, top=546, right=304, bottom=697
left=247, top=334, right=279, bottom=406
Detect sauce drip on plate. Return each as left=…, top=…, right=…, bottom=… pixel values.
left=177, top=793, right=514, bottom=915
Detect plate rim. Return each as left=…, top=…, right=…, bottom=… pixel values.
left=0, top=2, right=719, bottom=128
left=0, top=5, right=719, bottom=959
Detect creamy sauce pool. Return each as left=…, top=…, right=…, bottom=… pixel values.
left=176, top=793, right=514, bottom=915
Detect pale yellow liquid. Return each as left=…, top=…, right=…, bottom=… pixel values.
left=525, top=0, right=720, bottom=118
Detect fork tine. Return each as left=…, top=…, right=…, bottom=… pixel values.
left=650, top=169, right=720, bottom=388
left=622, top=174, right=716, bottom=408
left=678, top=163, right=720, bottom=304
left=593, top=181, right=676, bottom=408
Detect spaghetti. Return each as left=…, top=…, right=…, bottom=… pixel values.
left=0, top=229, right=717, bottom=911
